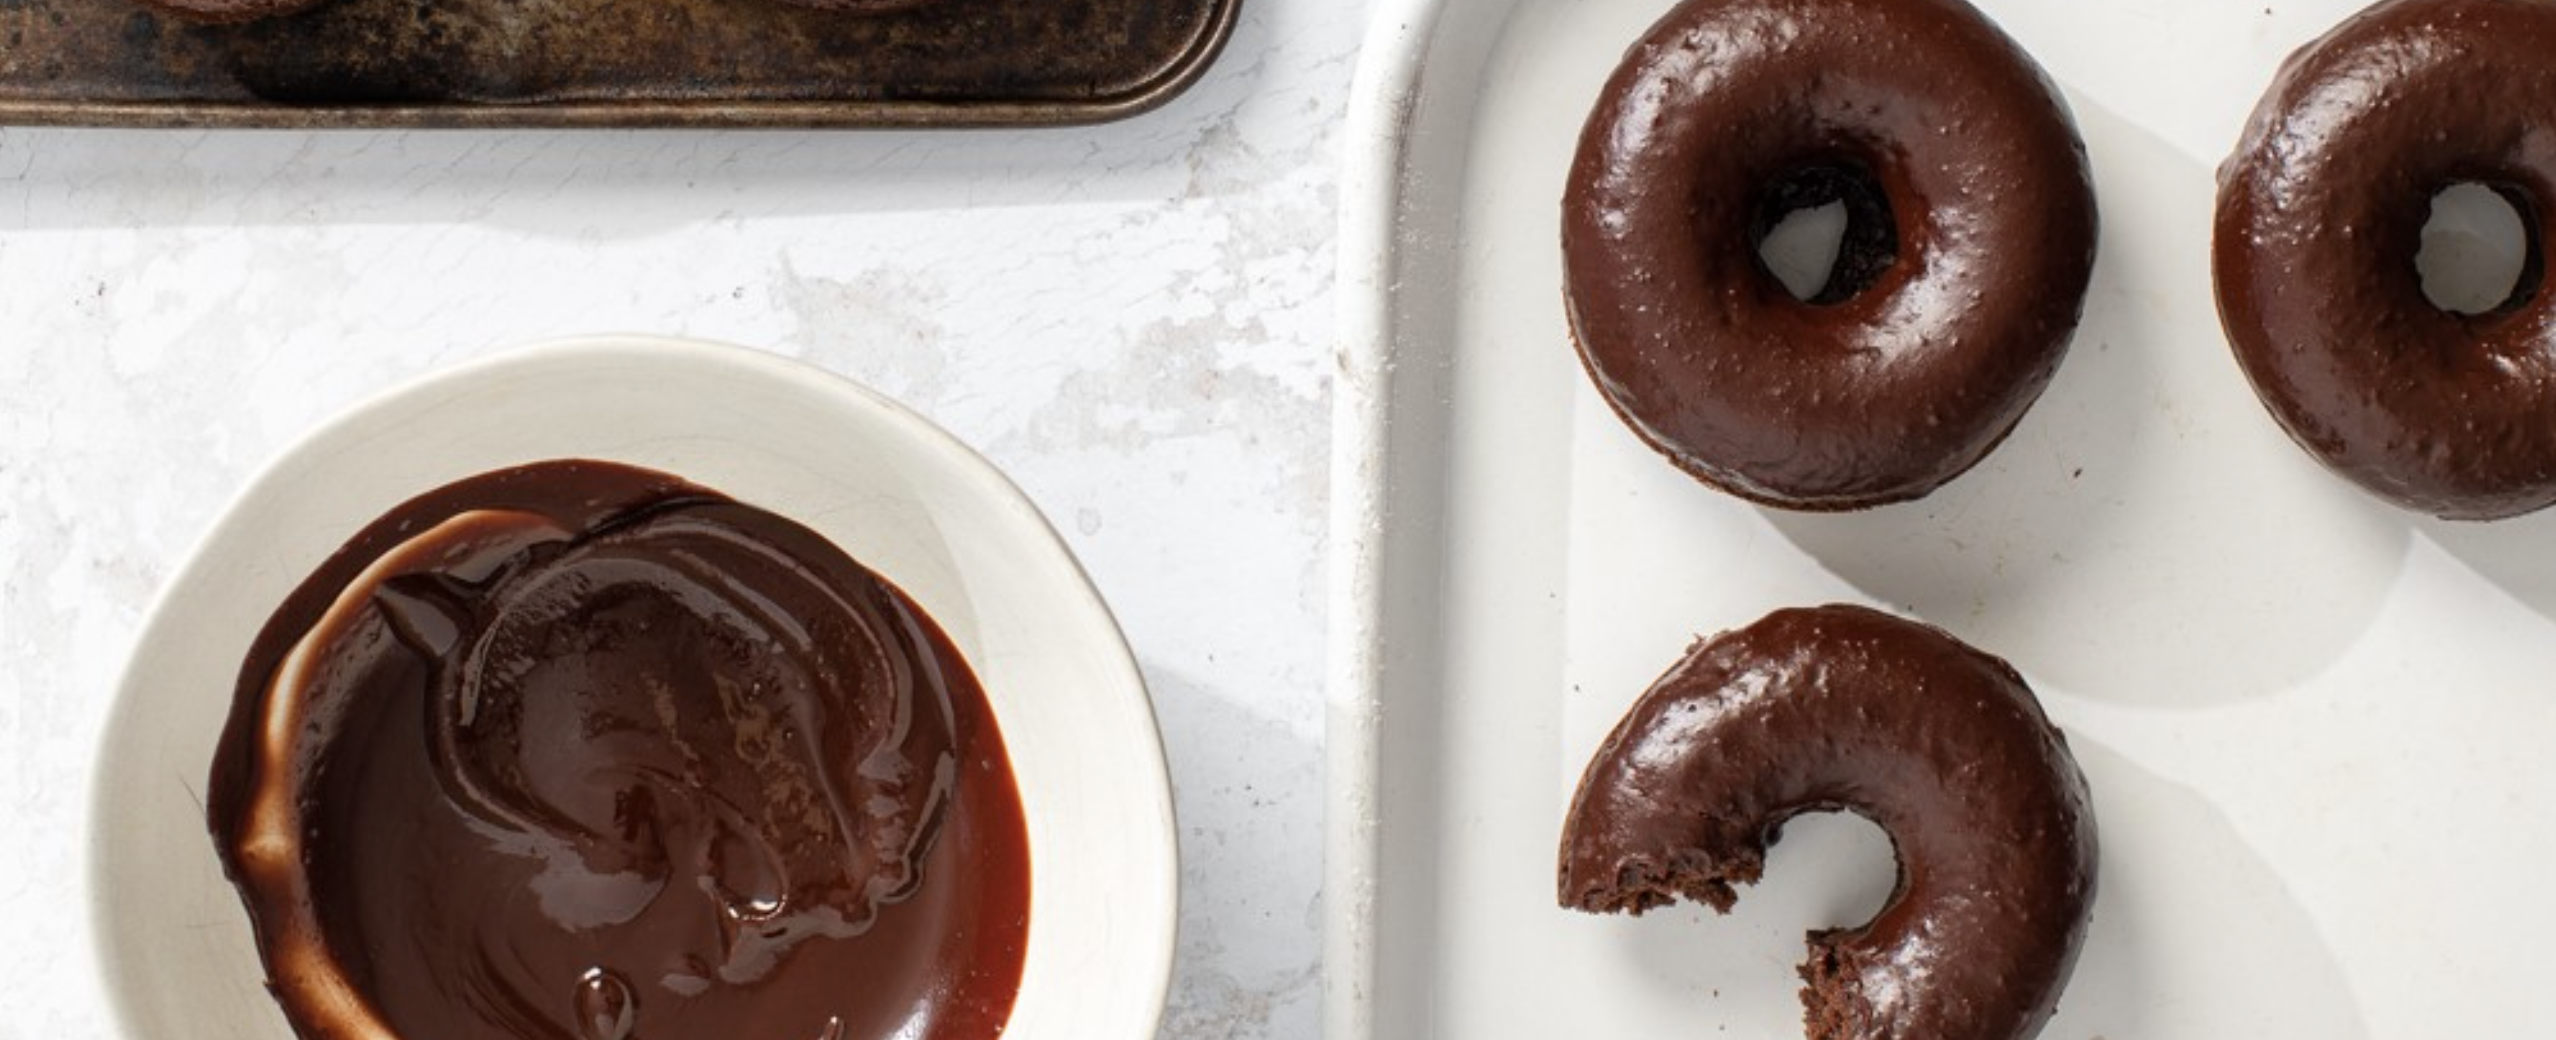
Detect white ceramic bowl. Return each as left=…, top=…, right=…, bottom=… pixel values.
left=88, top=336, right=1177, bottom=1039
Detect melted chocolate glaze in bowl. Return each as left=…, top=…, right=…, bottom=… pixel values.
left=207, top=459, right=1029, bottom=1040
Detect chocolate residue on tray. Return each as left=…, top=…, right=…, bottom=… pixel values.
left=207, top=459, right=1029, bottom=1040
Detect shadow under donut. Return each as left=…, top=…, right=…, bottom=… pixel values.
left=2419, top=489, right=2556, bottom=626
left=1768, top=94, right=2405, bottom=710
left=2049, top=737, right=2370, bottom=1039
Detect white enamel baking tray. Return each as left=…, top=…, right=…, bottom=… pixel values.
left=1326, top=0, right=2556, bottom=1036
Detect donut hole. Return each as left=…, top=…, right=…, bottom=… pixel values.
left=2417, top=181, right=2542, bottom=316
left=1751, top=164, right=1898, bottom=305
left=1763, top=808, right=1899, bottom=932
left=1758, top=201, right=1848, bottom=303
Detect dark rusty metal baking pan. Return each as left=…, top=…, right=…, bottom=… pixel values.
left=0, top=0, right=1238, bottom=127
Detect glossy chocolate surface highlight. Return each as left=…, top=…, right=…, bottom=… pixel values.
left=1560, top=605, right=2097, bottom=1040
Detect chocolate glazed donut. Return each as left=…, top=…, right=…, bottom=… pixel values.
left=1562, top=0, right=2098, bottom=510
left=1560, top=605, right=2097, bottom=1040
left=2214, top=0, right=2556, bottom=520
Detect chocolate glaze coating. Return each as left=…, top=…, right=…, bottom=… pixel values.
left=207, top=460, right=1028, bottom=1040
left=2213, top=0, right=2556, bottom=521
left=1561, top=0, right=2097, bottom=511
left=1559, top=605, right=2097, bottom=1040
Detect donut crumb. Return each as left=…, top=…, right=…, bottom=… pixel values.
left=1799, top=930, right=1869, bottom=1040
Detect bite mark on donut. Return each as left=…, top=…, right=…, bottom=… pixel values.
left=1565, top=840, right=1763, bottom=915
left=1801, top=936, right=1875, bottom=1040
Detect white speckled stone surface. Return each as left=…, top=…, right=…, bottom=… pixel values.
left=0, top=1, right=1357, bottom=1035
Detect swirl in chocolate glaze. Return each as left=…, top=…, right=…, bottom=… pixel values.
left=208, top=460, right=1028, bottom=1040
left=1560, top=605, right=2096, bottom=1040
left=2214, top=0, right=2556, bottom=520
left=1561, top=0, right=2097, bottom=510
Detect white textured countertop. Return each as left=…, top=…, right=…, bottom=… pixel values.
left=0, top=1, right=1358, bottom=1034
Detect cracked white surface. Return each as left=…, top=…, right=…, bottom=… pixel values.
left=0, top=0, right=1356, bottom=1035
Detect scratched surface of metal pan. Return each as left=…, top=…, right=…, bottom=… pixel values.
left=0, top=0, right=1237, bottom=127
